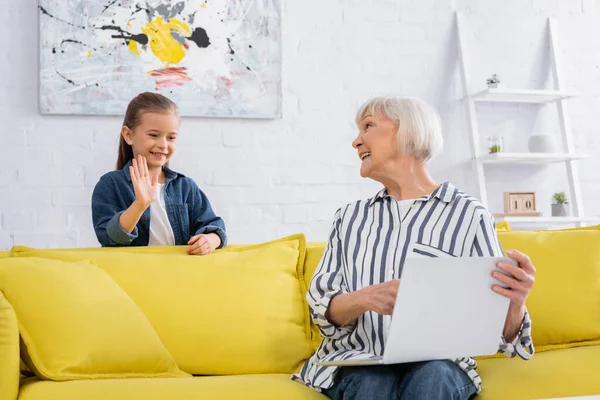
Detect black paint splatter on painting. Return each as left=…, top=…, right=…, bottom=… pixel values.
left=128, top=33, right=149, bottom=45
left=96, top=25, right=148, bottom=46
left=56, top=70, right=102, bottom=89
left=101, top=0, right=119, bottom=15
left=133, top=4, right=152, bottom=21
left=61, top=39, right=85, bottom=46
left=189, top=28, right=210, bottom=48
left=225, top=37, right=252, bottom=72
left=61, top=39, right=96, bottom=51
left=56, top=70, right=76, bottom=86
left=39, top=6, right=86, bottom=29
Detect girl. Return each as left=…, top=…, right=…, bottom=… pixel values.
left=92, top=92, right=226, bottom=255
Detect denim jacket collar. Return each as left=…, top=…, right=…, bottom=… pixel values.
left=122, top=160, right=184, bottom=184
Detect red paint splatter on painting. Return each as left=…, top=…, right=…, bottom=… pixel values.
left=219, top=76, right=232, bottom=89
left=150, top=67, right=192, bottom=90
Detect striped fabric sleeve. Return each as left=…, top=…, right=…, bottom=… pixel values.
left=498, top=309, right=535, bottom=359
left=471, top=210, right=535, bottom=360
left=470, top=209, right=504, bottom=257
left=306, top=209, right=355, bottom=340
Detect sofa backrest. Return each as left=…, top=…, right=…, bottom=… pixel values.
left=497, top=228, right=600, bottom=349
left=9, top=235, right=315, bottom=376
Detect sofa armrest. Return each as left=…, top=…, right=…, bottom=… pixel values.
left=0, top=291, right=20, bottom=400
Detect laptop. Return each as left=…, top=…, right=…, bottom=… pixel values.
left=317, top=256, right=514, bottom=366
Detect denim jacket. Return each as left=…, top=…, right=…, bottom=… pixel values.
left=91, top=160, right=226, bottom=248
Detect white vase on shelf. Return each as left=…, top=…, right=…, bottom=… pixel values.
left=528, top=135, right=558, bottom=153
left=551, top=204, right=568, bottom=217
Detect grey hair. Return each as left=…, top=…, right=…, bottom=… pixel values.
left=355, top=96, right=443, bottom=161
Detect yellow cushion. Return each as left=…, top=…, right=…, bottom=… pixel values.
left=494, top=221, right=511, bottom=232
left=18, top=374, right=328, bottom=400
left=557, top=223, right=600, bottom=231
left=497, top=230, right=600, bottom=346
left=0, top=292, right=19, bottom=400
left=12, top=235, right=313, bottom=375
left=477, top=345, right=600, bottom=400
left=0, top=257, right=188, bottom=381
left=0, top=251, right=9, bottom=259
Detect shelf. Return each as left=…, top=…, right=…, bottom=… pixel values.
left=494, top=216, right=600, bottom=225
left=477, top=152, right=589, bottom=164
left=470, top=88, right=575, bottom=103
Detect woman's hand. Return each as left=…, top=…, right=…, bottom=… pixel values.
left=326, top=279, right=400, bottom=328
left=130, top=155, right=157, bottom=209
left=492, top=250, right=536, bottom=308
left=360, top=279, right=400, bottom=315
left=492, top=249, right=536, bottom=341
left=187, top=233, right=221, bottom=255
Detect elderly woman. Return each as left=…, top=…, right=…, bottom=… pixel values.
left=294, top=97, right=536, bottom=399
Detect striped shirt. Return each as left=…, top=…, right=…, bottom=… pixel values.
left=293, top=181, right=534, bottom=393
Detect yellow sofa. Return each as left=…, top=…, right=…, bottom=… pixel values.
left=1, top=227, right=599, bottom=400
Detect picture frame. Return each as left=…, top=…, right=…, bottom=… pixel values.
left=501, top=191, right=540, bottom=216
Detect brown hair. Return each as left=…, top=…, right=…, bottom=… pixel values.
left=116, top=92, right=179, bottom=170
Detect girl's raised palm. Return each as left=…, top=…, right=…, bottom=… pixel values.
left=130, top=155, right=158, bottom=208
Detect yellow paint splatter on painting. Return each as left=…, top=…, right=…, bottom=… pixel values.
left=141, top=16, right=191, bottom=65
left=127, top=40, right=141, bottom=56
left=88, top=50, right=92, bottom=58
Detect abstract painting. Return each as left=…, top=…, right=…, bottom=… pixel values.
left=39, top=0, right=281, bottom=118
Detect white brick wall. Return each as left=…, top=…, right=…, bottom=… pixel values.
left=1, top=0, right=599, bottom=249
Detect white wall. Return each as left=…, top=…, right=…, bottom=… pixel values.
left=1, top=0, right=600, bottom=249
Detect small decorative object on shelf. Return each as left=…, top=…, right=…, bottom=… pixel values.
left=487, top=136, right=503, bottom=154
left=497, top=192, right=540, bottom=217
left=528, top=134, right=558, bottom=153
left=552, top=192, right=569, bottom=217
left=486, top=74, right=501, bottom=89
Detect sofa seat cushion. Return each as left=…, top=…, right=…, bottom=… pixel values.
left=476, top=345, right=600, bottom=399
left=17, top=374, right=328, bottom=400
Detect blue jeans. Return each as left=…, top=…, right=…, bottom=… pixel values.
left=322, top=360, right=477, bottom=400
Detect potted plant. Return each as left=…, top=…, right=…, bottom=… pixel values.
left=489, top=144, right=501, bottom=154
left=487, top=74, right=501, bottom=89
left=551, top=192, right=569, bottom=217
left=487, top=136, right=503, bottom=154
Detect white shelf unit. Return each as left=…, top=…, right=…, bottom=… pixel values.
left=456, top=13, right=591, bottom=228
left=477, top=152, right=589, bottom=164
left=470, top=88, right=575, bottom=104
left=494, top=216, right=600, bottom=226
